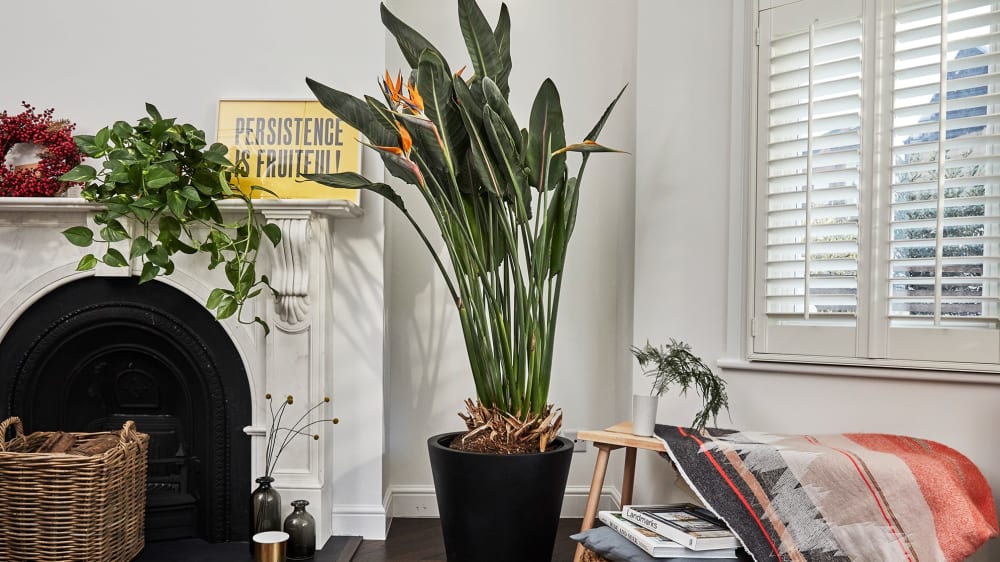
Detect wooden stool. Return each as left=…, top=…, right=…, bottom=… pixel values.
left=573, top=421, right=666, bottom=562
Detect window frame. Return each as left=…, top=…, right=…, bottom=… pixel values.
left=736, top=0, right=1000, bottom=375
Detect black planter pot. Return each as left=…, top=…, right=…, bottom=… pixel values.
left=428, top=432, right=573, bottom=562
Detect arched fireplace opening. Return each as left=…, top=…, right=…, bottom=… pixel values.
left=0, top=276, right=250, bottom=542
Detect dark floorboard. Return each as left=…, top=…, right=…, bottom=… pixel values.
left=132, top=518, right=580, bottom=561
left=135, top=535, right=361, bottom=562
left=352, top=518, right=583, bottom=562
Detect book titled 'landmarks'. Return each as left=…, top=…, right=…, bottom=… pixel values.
left=599, top=511, right=739, bottom=559
left=621, top=503, right=740, bottom=551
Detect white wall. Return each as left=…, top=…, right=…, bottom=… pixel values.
left=632, top=0, right=736, bottom=508
left=634, top=2, right=1000, bottom=560
left=381, top=0, right=637, bottom=516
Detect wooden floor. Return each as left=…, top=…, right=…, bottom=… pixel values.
left=352, top=518, right=583, bottom=562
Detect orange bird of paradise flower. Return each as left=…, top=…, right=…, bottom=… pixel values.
left=382, top=70, right=404, bottom=106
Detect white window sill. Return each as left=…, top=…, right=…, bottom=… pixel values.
left=717, top=357, right=1000, bottom=386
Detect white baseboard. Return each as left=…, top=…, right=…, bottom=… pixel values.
left=385, top=485, right=621, bottom=518
left=330, top=503, right=389, bottom=540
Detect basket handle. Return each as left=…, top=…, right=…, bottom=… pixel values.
left=119, top=420, right=140, bottom=445
left=0, top=417, right=25, bottom=452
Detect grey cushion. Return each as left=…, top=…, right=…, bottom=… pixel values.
left=569, top=526, right=657, bottom=562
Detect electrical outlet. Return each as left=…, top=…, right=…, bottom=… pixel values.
left=564, top=429, right=588, bottom=453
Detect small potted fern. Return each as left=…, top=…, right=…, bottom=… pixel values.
left=630, top=339, right=729, bottom=436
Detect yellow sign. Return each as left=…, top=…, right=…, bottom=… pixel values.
left=216, top=100, right=361, bottom=201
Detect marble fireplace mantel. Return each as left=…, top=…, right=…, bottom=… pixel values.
left=0, top=196, right=388, bottom=544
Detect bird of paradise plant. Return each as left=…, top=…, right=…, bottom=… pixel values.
left=304, top=0, right=624, bottom=453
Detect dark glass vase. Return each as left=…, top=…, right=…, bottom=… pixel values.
left=250, top=476, right=283, bottom=543
left=284, top=500, right=316, bottom=560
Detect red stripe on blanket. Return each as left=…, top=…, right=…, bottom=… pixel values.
left=847, top=434, right=999, bottom=562
left=803, top=435, right=914, bottom=562
left=677, top=426, right=783, bottom=560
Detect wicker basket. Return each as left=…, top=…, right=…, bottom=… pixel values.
left=581, top=548, right=611, bottom=562
left=0, top=417, right=149, bottom=562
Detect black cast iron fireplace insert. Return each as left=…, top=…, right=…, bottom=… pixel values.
left=0, top=276, right=251, bottom=542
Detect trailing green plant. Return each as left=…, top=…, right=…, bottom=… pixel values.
left=631, top=340, right=729, bottom=432
left=58, top=104, right=281, bottom=333
left=303, top=0, right=625, bottom=452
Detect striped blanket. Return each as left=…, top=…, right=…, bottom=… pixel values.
left=655, top=425, right=998, bottom=562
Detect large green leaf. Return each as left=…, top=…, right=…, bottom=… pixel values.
left=452, top=75, right=483, bottom=122
left=180, top=185, right=201, bottom=202
left=380, top=3, right=442, bottom=69
left=482, top=106, right=529, bottom=216
left=481, top=77, right=521, bottom=154
left=145, top=166, right=177, bottom=189
left=202, top=151, right=232, bottom=166
left=463, top=193, right=505, bottom=272
left=304, top=172, right=408, bottom=213
left=150, top=118, right=175, bottom=142
left=62, top=226, right=94, bottom=247
left=262, top=223, right=282, bottom=247
left=306, top=77, right=400, bottom=148
left=59, top=165, right=97, bottom=183
left=112, top=121, right=133, bottom=141
left=159, top=215, right=182, bottom=240
left=167, top=190, right=187, bottom=217
left=145, top=103, right=162, bottom=121
left=365, top=143, right=424, bottom=187
left=493, top=3, right=512, bottom=97
left=585, top=84, right=628, bottom=141
left=364, top=96, right=400, bottom=137
left=525, top=79, right=566, bottom=191
left=100, top=219, right=130, bottom=242
left=545, top=181, right=567, bottom=276
left=458, top=0, right=503, bottom=83
left=94, top=127, right=111, bottom=151
left=103, top=248, right=128, bottom=267
left=215, top=294, right=237, bottom=320
left=417, top=50, right=466, bottom=164
left=453, top=85, right=503, bottom=198
left=552, top=177, right=579, bottom=275
left=139, top=262, right=160, bottom=284
left=395, top=113, right=447, bottom=178
left=76, top=254, right=98, bottom=271
left=553, top=141, right=626, bottom=155
left=129, top=236, right=153, bottom=260
left=206, top=288, right=226, bottom=310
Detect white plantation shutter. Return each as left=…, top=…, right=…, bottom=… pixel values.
left=753, top=0, right=1000, bottom=364
left=756, top=0, right=864, bottom=356
left=885, top=0, right=1000, bottom=361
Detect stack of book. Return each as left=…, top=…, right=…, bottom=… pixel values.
left=599, top=503, right=740, bottom=559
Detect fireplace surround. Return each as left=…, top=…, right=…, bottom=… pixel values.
left=0, top=196, right=389, bottom=545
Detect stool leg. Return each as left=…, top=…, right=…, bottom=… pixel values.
left=621, top=446, right=637, bottom=507
left=575, top=444, right=613, bottom=562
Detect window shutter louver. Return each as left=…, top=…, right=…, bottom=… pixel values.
left=766, top=19, right=863, bottom=318
left=884, top=0, right=1000, bottom=361
left=890, top=0, right=1000, bottom=327
left=756, top=0, right=864, bottom=356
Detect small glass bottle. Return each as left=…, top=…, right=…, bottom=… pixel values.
left=284, top=499, right=316, bottom=560
left=249, top=476, right=283, bottom=549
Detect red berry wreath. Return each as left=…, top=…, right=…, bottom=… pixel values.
left=0, top=102, right=81, bottom=197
